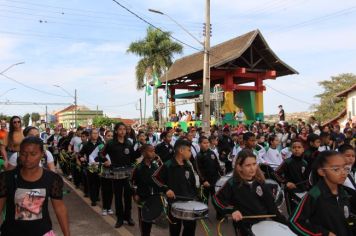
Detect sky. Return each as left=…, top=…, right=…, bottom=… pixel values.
left=0, top=0, right=355, bottom=118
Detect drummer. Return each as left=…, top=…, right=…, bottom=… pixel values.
left=153, top=139, right=197, bottom=236
left=132, top=144, right=161, bottom=236
left=274, top=140, right=309, bottom=213
left=289, top=151, right=353, bottom=236
left=101, top=122, right=135, bottom=228
left=213, top=149, right=286, bottom=235
left=196, top=136, right=223, bottom=215
left=155, top=131, right=174, bottom=163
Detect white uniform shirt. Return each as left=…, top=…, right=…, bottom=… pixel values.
left=262, top=147, right=283, bottom=170
left=9, top=150, right=54, bottom=167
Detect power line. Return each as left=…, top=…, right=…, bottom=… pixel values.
left=0, top=73, right=70, bottom=98
left=264, top=84, right=314, bottom=105
left=111, top=0, right=202, bottom=52
left=0, top=1, right=202, bottom=28
left=268, top=6, right=356, bottom=33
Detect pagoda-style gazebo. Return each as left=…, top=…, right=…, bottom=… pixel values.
left=159, top=29, right=298, bottom=125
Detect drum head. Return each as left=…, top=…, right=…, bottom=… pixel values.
left=252, top=221, right=296, bottom=236
left=141, top=195, right=164, bottom=223
left=172, top=201, right=208, bottom=211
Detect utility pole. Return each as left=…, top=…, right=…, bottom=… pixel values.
left=202, top=0, right=211, bottom=134
left=139, top=98, right=143, bottom=125
left=74, top=89, right=77, bottom=128
left=45, top=105, right=48, bottom=127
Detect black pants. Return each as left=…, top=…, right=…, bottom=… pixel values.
left=113, top=178, right=132, bottom=221
left=53, top=153, right=59, bottom=167
left=138, top=207, right=152, bottom=236
left=70, top=160, right=81, bottom=187
left=101, top=177, right=113, bottom=210
left=169, top=216, right=196, bottom=236
left=202, top=185, right=222, bottom=219
left=87, top=171, right=100, bottom=203
left=81, top=167, right=89, bottom=195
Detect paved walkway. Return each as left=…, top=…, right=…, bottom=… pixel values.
left=50, top=177, right=236, bottom=236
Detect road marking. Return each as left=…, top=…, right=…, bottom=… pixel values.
left=62, top=177, right=134, bottom=236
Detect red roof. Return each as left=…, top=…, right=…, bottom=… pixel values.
left=336, top=83, right=356, bottom=97
left=322, top=108, right=347, bottom=126
left=112, top=118, right=137, bottom=126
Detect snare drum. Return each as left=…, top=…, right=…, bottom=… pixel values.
left=252, top=220, right=296, bottom=236
left=112, top=167, right=133, bottom=179
left=265, top=179, right=284, bottom=208
left=171, top=201, right=208, bottom=220
left=100, top=166, right=133, bottom=180
left=215, top=172, right=233, bottom=193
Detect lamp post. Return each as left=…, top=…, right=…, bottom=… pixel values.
left=0, top=62, right=25, bottom=75
left=53, top=85, right=77, bottom=128
left=0, top=88, right=16, bottom=98
left=149, top=2, right=211, bottom=133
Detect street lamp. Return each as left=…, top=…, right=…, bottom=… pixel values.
left=149, top=3, right=211, bottom=133
left=148, top=9, right=204, bottom=46
left=53, top=85, right=78, bottom=128
left=0, top=88, right=16, bottom=98
left=0, top=62, right=25, bottom=75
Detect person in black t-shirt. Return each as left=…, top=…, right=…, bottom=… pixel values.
left=153, top=139, right=198, bottom=236
left=0, top=136, right=69, bottom=236
left=155, top=131, right=174, bottom=163
left=102, top=122, right=135, bottom=228
left=278, top=105, right=285, bottom=122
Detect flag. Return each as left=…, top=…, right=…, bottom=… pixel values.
left=153, top=72, right=162, bottom=87
left=146, top=84, right=152, bottom=96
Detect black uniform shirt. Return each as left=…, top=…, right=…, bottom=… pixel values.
left=131, top=160, right=161, bottom=200
left=196, top=149, right=222, bottom=185
left=155, top=141, right=174, bottom=163
left=289, top=179, right=353, bottom=236
left=153, top=158, right=197, bottom=199
left=102, top=139, right=134, bottom=167
left=274, top=155, right=309, bottom=192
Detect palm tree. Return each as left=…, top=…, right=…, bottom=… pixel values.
left=127, top=26, right=183, bottom=90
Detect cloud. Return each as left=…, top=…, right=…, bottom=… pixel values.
left=0, top=37, right=22, bottom=62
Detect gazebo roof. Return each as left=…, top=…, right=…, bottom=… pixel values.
left=161, top=29, right=298, bottom=83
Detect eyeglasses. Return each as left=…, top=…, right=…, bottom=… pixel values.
left=321, top=166, right=351, bottom=175
left=13, top=120, right=21, bottom=124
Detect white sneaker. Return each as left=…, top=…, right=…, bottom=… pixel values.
left=102, top=210, right=108, bottom=216
left=107, top=209, right=114, bottom=215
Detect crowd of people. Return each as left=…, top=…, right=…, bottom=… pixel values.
left=0, top=114, right=355, bottom=235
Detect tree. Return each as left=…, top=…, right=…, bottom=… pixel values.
left=23, top=113, right=30, bottom=127
left=313, top=73, right=356, bottom=122
left=127, top=26, right=183, bottom=90
left=93, top=116, right=116, bottom=127
left=31, top=112, right=40, bottom=123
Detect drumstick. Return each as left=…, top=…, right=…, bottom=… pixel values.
left=242, top=214, right=276, bottom=219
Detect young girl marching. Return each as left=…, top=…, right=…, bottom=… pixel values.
left=213, top=149, right=285, bottom=235
left=289, top=151, right=354, bottom=236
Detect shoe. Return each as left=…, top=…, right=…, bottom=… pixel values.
left=102, top=210, right=108, bottom=216
left=125, top=218, right=135, bottom=226
left=107, top=209, right=114, bottom=215
left=91, top=202, right=97, bottom=207
left=115, top=220, right=123, bottom=228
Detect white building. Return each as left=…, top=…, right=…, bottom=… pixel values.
left=324, top=84, right=356, bottom=129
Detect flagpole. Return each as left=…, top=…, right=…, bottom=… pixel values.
left=144, top=73, right=147, bottom=124
left=165, top=68, right=168, bottom=121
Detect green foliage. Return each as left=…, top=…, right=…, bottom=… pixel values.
left=314, top=73, right=356, bottom=122
left=93, top=116, right=116, bottom=127
left=31, top=112, right=40, bottom=122
left=0, top=114, right=12, bottom=122
left=23, top=113, right=30, bottom=127
left=127, top=26, right=183, bottom=90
